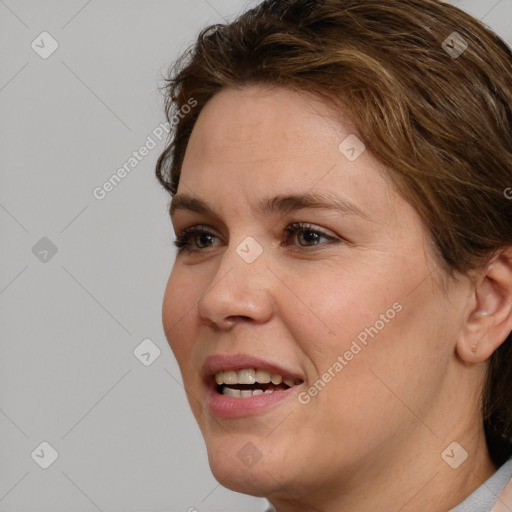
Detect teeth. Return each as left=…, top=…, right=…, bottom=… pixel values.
left=215, top=368, right=303, bottom=398
left=271, top=374, right=282, bottom=385
left=237, top=368, right=256, bottom=384
left=214, top=368, right=295, bottom=386
left=255, top=369, right=271, bottom=383
left=223, top=387, right=241, bottom=398
left=223, top=370, right=238, bottom=385
left=222, top=387, right=275, bottom=398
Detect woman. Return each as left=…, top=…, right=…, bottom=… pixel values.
left=155, top=0, right=512, bottom=510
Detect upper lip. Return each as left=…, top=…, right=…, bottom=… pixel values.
left=202, top=354, right=304, bottom=382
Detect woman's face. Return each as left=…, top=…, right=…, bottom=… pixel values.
left=163, top=85, right=470, bottom=502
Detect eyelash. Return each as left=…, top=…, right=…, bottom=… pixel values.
left=173, top=222, right=341, bottom=253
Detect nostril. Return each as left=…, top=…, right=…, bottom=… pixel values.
left=226, top=315, right=252, bottom=322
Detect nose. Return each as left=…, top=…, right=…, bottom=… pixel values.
left=197, top=245, right=274, bottom=330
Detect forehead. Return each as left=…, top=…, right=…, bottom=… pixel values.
left=185, top=85, right=348, bottom=164
left=179, top=85, right=396, bottom=223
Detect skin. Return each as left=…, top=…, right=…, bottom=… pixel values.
left=162, top=84, right=512, bottom=511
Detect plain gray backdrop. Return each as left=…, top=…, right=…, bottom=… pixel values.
left=1, top=1, right=510, bottom=511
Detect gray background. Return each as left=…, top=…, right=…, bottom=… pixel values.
left=0, top=1, right=510, bottom=511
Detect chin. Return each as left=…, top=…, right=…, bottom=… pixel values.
left=202, top=432, right=308, bottom=499
left=209, top=455, right=271, bottom=496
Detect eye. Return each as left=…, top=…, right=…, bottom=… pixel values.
left=173, top=226, right=220, bottom=252
left=173, top=222, right=341, bottom=254
left=283, top=222, right=339, bottom=248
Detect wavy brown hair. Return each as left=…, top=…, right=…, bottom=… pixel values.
left=155, top=0, right=512, bottom=466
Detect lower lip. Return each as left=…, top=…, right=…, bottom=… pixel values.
left=207, top=385, right=302, bottom=418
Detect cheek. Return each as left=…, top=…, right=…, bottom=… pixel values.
left=162, top=268, right=200, bottom=366
left=276, top=260, right=409, bottom=367
left=276, top=257, right=448, bottom=421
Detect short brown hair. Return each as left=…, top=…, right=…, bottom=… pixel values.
left=155, top=0, right=512, bottom=465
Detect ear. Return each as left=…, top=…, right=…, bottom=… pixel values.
left=457, top=248, right=512, bottom=363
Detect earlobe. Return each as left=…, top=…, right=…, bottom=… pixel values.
left=470, top=311, right=489, bottom=354
left=457, top=316, right=493, bottom=364
left=456, top=250, right=512, bottom=364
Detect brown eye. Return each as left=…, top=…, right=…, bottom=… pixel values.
left=174, top=226, right=220, bottom=252
left=283, top=223, right=339, bottom=248
left=195, top=233, right=215, bottom=248
left=297, top=229, right=322, bottom=246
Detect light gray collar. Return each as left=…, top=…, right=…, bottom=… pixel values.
left=450, top=458, right=512, bottom=512
left=264, top=458, right=512, bottom=512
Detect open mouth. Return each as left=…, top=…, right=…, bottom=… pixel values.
left=214, top=368, right=304, bottom=398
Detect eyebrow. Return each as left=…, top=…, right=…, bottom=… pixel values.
left=170, top=192, right=368, bottom=220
